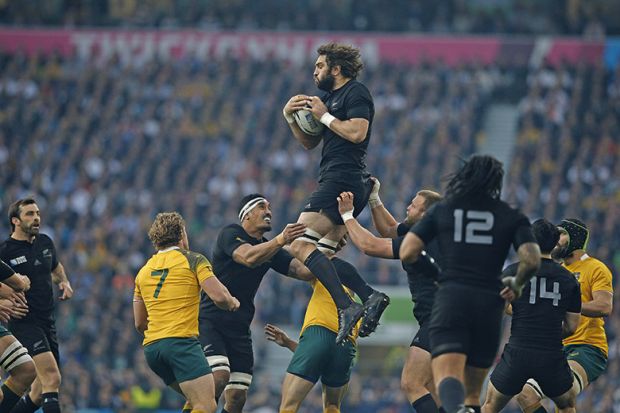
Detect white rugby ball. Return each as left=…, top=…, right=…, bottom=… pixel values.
left=293, top=109, right=325, bottom=136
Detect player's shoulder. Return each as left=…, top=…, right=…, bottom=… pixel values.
left=583, top=255, right=613, bottom=274
left=178, top=249, right=211, bottom=271
left=217, top=223, right=246, bottom=239
left=38, top=233, right=57, bottom=247
left=346, top=79, right=372, bottom=97
left=546, top=261, right=579, bottom=285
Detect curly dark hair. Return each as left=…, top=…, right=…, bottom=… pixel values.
left=148, top=212, right=185, bottom=249
left=317, top=43, right=364, bottom=79
left=445, top=155, right=504, bottom=201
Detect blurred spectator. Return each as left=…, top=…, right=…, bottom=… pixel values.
left=0, top=48, right=617, bottom=412
left=0, top=0, right=619, bottom=36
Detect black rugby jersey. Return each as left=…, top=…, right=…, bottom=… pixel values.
left=319, top=79, right=374, bottom=182
left=0, top=234, right=58, bottom=323
left=411, top=198, right=535, bottom=292
left=392, top=236, right=440, bottom=325
left=504, top=258, right=581, bottom=351
left=200, top=224, right=293, bottom=327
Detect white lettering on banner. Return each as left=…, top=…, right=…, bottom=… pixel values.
left=69, top=32, right=380, bottom=65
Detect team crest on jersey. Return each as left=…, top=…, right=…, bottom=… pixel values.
left=9, top=256, right=26, bottom=266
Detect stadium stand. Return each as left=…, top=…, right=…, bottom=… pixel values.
left=0, top=34, right=618, bottom=413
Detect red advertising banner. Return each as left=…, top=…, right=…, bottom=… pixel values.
left=0, top=29, right=603, bottom=67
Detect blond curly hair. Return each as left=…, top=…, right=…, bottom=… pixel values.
left=148, top=212, right=185, bottom=249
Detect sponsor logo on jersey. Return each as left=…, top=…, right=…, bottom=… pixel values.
left=9, top=256, right=26, bottom=266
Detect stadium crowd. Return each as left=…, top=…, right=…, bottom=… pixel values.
left=0, top=47, right=618, bottom=411
left=0, top=0, right=617, bottom=37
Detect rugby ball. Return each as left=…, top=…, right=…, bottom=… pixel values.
left=293, top=109, right=325, bottom=136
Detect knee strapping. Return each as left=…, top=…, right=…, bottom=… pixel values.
left=298, top=229, right=322, bottom=245
left=207, top=355, right=230, bottom=373
left=0, top=341, right=32, bottom=372
left=225, top=372, right=252, bottom=391
left=317, top=237, right=338, bottom=254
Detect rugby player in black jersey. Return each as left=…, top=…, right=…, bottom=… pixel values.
left=198, top=194, right=389, bottom=413
left=283, top=43, right=389, bottom=344
left=400, top=155, right=541, bottom=413
left=482, top=219, right=581, bottom=413
left=337, top=185, right=446, bottom=413
left=0, top=198, right=74, bottom=413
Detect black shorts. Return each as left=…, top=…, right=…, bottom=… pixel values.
left=199, top=318, right=253, bottom=375
left=410, top=322, right=431, bottom=353
left=429, top=284, right=504, bottom=368
left=9, top=321, right=59, bottom=364
left=491, top=344, right=574, bottom=398
left=303, top=177, right=373, bottom=225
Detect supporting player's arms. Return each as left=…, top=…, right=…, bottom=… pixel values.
left=562, top=312, right=581, bottom=338
left=0, top=259, right=30, bottom=292
left=366, top=178, right=402, bottom=239
left=581, top=290, right=613, bottom=317
left=52, top=262, right=74, bottom=300
left=307, top=96, right=369, bottom=143
left=338, top=192, right=394, bottom=258
left=398, top=232, right=425, bottom=264
left=232, top=223, right=306, bottom=268
left=133, top=298, right=148, bottom=335
left=201, top=277, right=240, bottom=311
left=285, top=259, right=315, bottom=282
left=264, top=324, right=298, bottom=352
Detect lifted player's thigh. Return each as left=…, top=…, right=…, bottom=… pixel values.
left=297, top=212, right=335, bottom=236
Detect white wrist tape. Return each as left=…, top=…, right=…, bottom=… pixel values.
left=283, top=108, right=294, bottom=124
left=368, top=197, right=383, bottom=208
left=320, top=112, right=336, bottom=127
left=341, top=211, right=354, bottom=222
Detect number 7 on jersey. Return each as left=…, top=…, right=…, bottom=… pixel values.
left=151, top=269, right=169, bottom=298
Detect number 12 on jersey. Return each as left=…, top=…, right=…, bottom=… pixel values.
left=453, top=209, right=494, bottom=245
left=529, top=276, right=561, bottom=306
left=151, top=269, right=169, bottom=298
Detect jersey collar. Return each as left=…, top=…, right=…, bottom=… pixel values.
left=157, top=246, right=180, bottom=254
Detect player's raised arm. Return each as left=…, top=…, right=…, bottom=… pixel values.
left=337, top=192, right=394, bottom=258
left=232, top=223, right=306, bottom=268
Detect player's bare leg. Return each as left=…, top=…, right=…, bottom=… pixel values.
left=481, top=381, right=513, bottom=413
left=463, top=365, right=488, bottom=412
left=567, top=360, right=588, bottom=394
left=402, top=346, right=439, bottom=412
left=178, top=374, right=218, bottom=413
left=322, top=383, right=348, bottom=413
left=432, top=353, right=467, bottom=413
left=289, top=212, right=364, bottom=343
left=211, top=369, right=230, bottom=401
left=17, top=352, right=61, bottom=413
left=0, top=335, right=35, bottom=412
left=516, top=383, right=545, bottom=413
left=221, top=372, right=251, bottom=413
left=549, top=385, right=576, bottom=413
left=279, top=373, right=315, bottom=413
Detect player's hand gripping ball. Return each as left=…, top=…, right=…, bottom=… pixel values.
left=293, top=109, right=325, bottom=136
